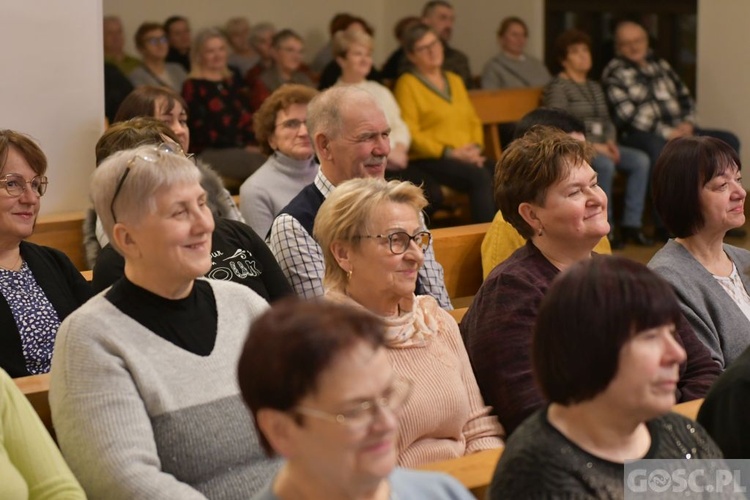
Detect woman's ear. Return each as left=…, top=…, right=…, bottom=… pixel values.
left=256, top=408, right=296, bottom=459
left=111, top=223, right=142, bottom=260
left=518, top=202, right=543, bottom=235
left=330, top=240, right=352, bottom=273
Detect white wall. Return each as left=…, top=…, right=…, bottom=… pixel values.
left=2, top=1, right=103, bottom=214
left=696, top=0, right=749, bottom=169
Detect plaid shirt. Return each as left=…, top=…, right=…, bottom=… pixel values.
left=602, top=53, right=695, bottom=139
left=268, top=170, right=452, bottom=309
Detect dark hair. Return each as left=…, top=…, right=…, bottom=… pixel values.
left=254, top=84, right=318, bottom=155
left=114, top=86, right=188, bottom=125
left=402, top=23, right=435, bottom=54
left=422, top=0, right=453, bottom=17
left=553, top=29, right=591, bottom=65
left=163, top=15, right=187, bottom=35
left=95, top=117, right=181, bottom=165
left=394, top=16, right=421, bottom=42
left=237, top=298, right=387, bottom=456
left=271, top=29, right=303, bottom=49
left=497, top=16, right=528, bottom=37
left=329, top=13, right=374, bottom=37
left=513, top=107, right=586, bottom=140
left=652, top=136, right=742, bottom=238
left=134, top=22, right=164, bottom=50
left=497, top=126, right=593, bottom=238
left=533, top=256, right=683, bottom=404
left=0, top=130, right=47, bottom=176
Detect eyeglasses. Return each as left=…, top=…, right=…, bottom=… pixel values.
left=357, top=230, right=432, bottom=254
left=295, top=377, right=412, bottom=431
left=0, top=173, right=48, bottom=197
left=110, top=142, right=186, bottom=224
left=145, top=35, right=168, bottom=46
left=413, top=39, right=441, bottom=54
left=275, top=118, right=306, bottom=131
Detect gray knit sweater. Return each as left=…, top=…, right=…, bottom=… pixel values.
left=649, top=240, right=750, bottom=369
left=49, top=279, right=280, bottom=499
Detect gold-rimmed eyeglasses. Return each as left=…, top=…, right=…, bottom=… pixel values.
left=0, top=174, right=48, bottom=197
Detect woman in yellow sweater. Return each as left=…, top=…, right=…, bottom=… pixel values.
left=393, top=23, right=495, bottom=223
left=0, top=368, right=85, bottom=499
left=315, top=178, right=505, bottom=467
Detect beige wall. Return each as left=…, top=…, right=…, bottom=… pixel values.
left=696, top=0, right=749, bottom=169
left=2, top=1, right=103, bottom=214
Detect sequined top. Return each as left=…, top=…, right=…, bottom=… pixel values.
left=0, top=262, right=61, bottom=374
left=488, top=408, right=722, bottom=499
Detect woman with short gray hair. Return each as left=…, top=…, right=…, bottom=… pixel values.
left=50, top=144, right=280, bottom=499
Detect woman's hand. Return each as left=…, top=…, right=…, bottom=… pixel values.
left=451, top=144, right=486, bottom=168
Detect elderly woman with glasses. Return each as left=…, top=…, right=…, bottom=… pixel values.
left=49, top=144, right=281, bottom=499
left=314, top=178, right=504, bottom=467
left=0, top=130, right=91, bottom=378
left=90, top=118, right=292, bottom=302
left=129, top=22, right=188, bottom=92
left=238, top=298, right=474, bottom=499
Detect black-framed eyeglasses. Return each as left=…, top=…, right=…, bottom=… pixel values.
left=294, top=377, right=412, bottom=432
left=109, top=142, right=187, bottom=224
left=275, top=118, right=306, bottom=131
left=357, top=230, right=432, bottom=254
left=0, top=173, right=48, bottom=197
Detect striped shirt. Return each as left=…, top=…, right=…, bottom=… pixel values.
left=542, top=76, right=617, bottom=143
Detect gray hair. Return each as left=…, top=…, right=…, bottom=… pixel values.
left=402, top=23, right=436, bottom=54
left=91, top=144, right=201, bottom=249
left=249, top=22, right=275, bottom=46
left=306, top=86, right=379, bottom=153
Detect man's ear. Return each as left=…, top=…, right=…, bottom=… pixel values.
left=315, top=133, right=332, bottom=161
left=518, top=202, right=543, bottom=235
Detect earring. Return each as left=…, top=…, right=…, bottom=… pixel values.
left=537, top=227, right=544, bottom=237
left=347, top=268, right=353, bottom=281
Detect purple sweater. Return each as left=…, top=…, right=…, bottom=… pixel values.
left=459, top=240, right=720, bottom=435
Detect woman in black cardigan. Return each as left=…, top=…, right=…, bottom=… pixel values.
left=0, top=130, right=91, bottom=377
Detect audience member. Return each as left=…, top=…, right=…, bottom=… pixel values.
left=317, top=16, right=380, bottom=91
left=480, top=108, right=611, bottom=278
left=0, top=367, right=86, bottom=499
left=240, top=84, right=319, bottom=237
left=481, top=17, right=550, bottom=89
left=250, top=29, right=315, bottom=110
left=182, top=28, right=264, bottom=182
left=394, top=23, right=495, bottom=222
left=316, top=178, right=504, bottom=466
left=238, top=299, right=475, bottom=499
left=602, top=21, right=740, bottom=177
left=333, top=28, right=411, bottom=172
left=310, top=13, right=354, bottom=74
left=164, top=15, right=192, bottom=72
left=268, top=86, right=450, bottom=309
left=245, top=22, right=276, bottom=86
left=544, top=29, right=651, bottom=247
left=460, top=127, right=720, bottom=435
left=104, top=62, right=134, bottom=124
left=129, top=22, right=188, bottom=92
left=50, top=144, right=281, bottom=499
left=416, top=1, right=473, bottom=89
left=226, top=17, right=260, bottom=77
left=649, top=137, right=750, bottom=369
left=89, top=119, right=292, bottom=301
left=380, top=16, right=421, bottom=82
left=103, top=16, right=141, bottom=76
left=0, top=130, right=91, bottom=378
left=489, top=256, right=723, bottom=498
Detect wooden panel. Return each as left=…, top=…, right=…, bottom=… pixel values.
left=14, top=373, right=53, bottom=435
left=672, top=398, right=703, bottom=421
left=27, top=211, right=86, bottom=271
left=418, top=448, right=502, bottom=498
left=448, top=307, right=468, bottom=324
left=432, top=223, right=491, bottom=300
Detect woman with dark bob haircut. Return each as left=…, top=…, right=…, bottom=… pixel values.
left=460, top=126, right=719, bottom=436
left=488, top=256, right=723, bottom=499
left=237, top=298, right=474, bottom=499
left=648, top=136, right=749, bottom=369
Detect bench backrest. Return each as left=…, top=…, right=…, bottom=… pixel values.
left=469, top=87, right=543, bottom=160
left=26, top=211, right=86, bottom=271
left=14, top=373, right=53, bottom=434
left=432, top=223, right=491, bottom=305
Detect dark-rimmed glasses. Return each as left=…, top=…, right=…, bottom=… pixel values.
left=0, top=174, right=48, bottom=197
left=357, top=230, right=432, bottom=254
left=109, top=142, right=186, bottom=223
left=295, top=377, right=412, bottom=432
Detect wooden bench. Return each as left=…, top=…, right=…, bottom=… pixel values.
left=672, top=398, right=703, bottom=420
left=418, top=448, right=503, bottom=498
left=26, top=211, right=86, bottom=271
left=469, top=87, right=543, bottom=160
left=14, top=373, right=53, bottom=435
left=432, top=223, right=490, bottom=307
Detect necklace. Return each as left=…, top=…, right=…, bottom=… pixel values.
left=0, top=252, right=21, bottom=272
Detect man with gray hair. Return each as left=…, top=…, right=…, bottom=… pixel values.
left=268, top=86, right=451, bottom=309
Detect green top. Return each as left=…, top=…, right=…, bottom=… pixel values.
left=0, top=368, right=85, bottom=500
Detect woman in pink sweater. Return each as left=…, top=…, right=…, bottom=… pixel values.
left=315, top=178, right=504, bottom=466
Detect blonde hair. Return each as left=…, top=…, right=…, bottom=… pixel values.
left=91, top=144, right=201, bottom=249
left=314, top=178, right=428, bottom=292
left=332, top=27, right=373, bottom=59
left=189, top=28, right=232, bottom=79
